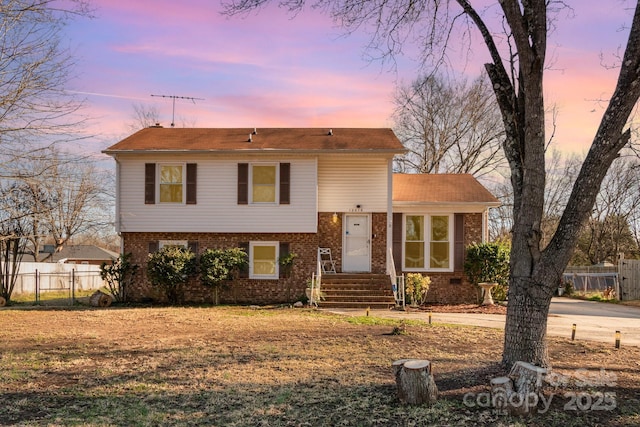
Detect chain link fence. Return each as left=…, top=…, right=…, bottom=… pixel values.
left=10, top=263, right=107, bottom=305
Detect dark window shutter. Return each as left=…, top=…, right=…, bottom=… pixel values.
left=186, top=163, right=197, bottom=204
left=392, top=213, right=403, bottom=272
left=279, top=242, right=290, bottom=278
left=454, top=213, right=464, bottom=271
left=148, top=241, right=159, bottom=253
left=238, top=242, right=249, bottom=278
left=238, top=163, right=248, bottom=205
left=145, top=163, right=156, bottom=204
left=279, top=163, right=290, bottom=204
left=187, top=241, right=198, bottom=254
left=279, top=242, right=290, bottom=257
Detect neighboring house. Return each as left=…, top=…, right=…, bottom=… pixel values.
left=103, top=127, right=499, bottom=305
left=50, top=245, right=119, bottom=265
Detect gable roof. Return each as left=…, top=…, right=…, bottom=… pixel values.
left=393, top=174, right=500, bottom=205
left=51, top=245, right=119, bottom=263
left=103, top=127, right=405, bottom=154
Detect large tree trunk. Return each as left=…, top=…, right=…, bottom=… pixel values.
left=480, top=1, right=640, bottom=368
left=502, top=276, right=554, bottom=367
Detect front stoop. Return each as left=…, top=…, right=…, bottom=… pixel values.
left=318, top=273, right=397, bottom=309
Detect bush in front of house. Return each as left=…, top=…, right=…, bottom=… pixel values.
left=278, top=252, right=297, bottom=278
left=405, top=273, right=431, bottom=307
left=463, top=242, right=510, bottom=302
left=100, top=253, right=139, bottom=303
left=147, top=245, right=196, bottom=304
left=199, top=248, right=247, bottom=305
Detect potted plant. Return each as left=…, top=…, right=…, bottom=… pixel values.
left=305, top=278, right=325, bottom=303
left=463, top=242, right=510, bottom=305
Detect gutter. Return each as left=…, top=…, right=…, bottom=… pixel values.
left=101, top=148, right=406, bottom=156
left=114, top=157, right=121, bottom=234
left=392, top=201, right=502, bottom=207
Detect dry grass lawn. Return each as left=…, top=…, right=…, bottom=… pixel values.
left=0, top=306, right=638, bottom=426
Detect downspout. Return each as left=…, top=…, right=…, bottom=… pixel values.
left=483, top=208, right=489, bottom=243
left=387, top=158, right=394, bottom=269
left=114, top=157, right=123, bottom=253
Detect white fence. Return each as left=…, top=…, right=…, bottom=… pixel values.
left=7, top=262, right=106, bottom=295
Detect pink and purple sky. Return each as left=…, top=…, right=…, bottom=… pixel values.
left=64, top=1, right=634, bottom=156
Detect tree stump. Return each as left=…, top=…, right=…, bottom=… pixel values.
left=491, top=361, right=548, bottom=415
left=393, top=359, right=438, bottom=405
left=90, top=290, right=112, bottom=307
left=392, top=359, right=414, bottom=378
left=490, top=376, right=513, bottom=413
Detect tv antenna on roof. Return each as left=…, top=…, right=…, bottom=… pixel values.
left=150, top=94, right=204, bottom=127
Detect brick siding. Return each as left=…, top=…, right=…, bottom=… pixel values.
left=123, top=231, right=320, bottom=304
left=121, top=211, right=482, bottom=305
left=317, top=212, right=387, bottom=274
left=122, top=212, right=389, bottom=304
left=396, top=212, right=485, bottom=305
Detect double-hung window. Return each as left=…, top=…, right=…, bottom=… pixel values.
left=159, top=240, right=188, bottom=249
left=404, top=214, right=453, bottom=271
left=429, top=215, right=450, bottom=269
left=249, top=241, right=278, bottom=279
left=237, top=163, right=289, bottom=205
left=405, top=216, right=425, bottom=269
left=159, top=164, right=184, bottom=203
left=145, top=163, right=196, bottom=205
left=251, top=164, right=277, bottom=204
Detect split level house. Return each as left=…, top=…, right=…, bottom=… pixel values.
left=103, top=127, right=499, bottom=306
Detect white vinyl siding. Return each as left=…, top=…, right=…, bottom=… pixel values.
left=318, top=156, right=390, bottom=212
left=116, top=155, right=317, bottom=233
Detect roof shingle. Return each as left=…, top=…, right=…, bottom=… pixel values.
left=104, top=127, right=405, bottom=153
left=393, top=174, right=500, bottom=205
left=51, top=245, right=119, bottom=262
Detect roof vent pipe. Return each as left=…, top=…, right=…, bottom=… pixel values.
left=328, top=129, right=333, bottom=136
left=253, top=128, right=257, bottom=135
left=248, top=133, right=252, bottom=142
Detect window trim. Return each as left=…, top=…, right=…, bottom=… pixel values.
left=159, top=240, right=188, bottom=249
left=403, top=213, right=454, bottom=272
left=158, top=163, right=186, bottom=204
left=249, top=241, right=279, bottom=279
left=249, top=163, right=279, bottom=205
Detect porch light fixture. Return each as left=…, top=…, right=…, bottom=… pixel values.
left=332, top=212, right=338, bottom=224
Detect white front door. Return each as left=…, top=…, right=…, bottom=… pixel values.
left=343, top=214, right=370, bottom=272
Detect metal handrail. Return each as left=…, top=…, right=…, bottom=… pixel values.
left=310, top=255, right=322, bottom=307
left=387, top=247, right=405, bottom=309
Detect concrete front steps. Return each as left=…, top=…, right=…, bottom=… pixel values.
left=318, top=273, right=397, bottom=309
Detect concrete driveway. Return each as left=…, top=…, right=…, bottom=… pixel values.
left=325, top=298, right=640, bottom=347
